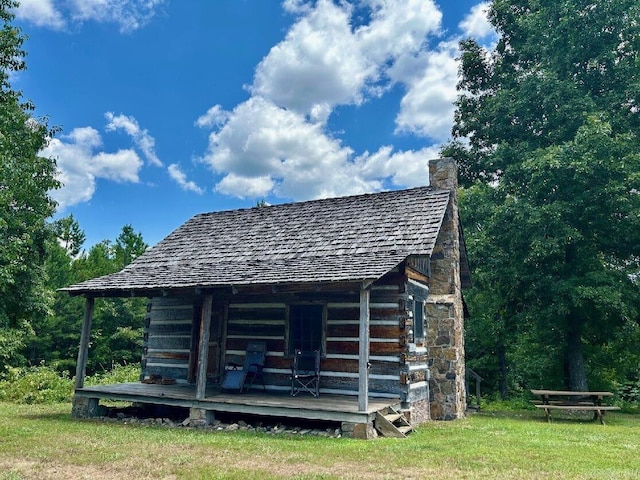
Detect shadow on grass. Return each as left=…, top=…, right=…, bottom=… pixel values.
left=476, top=408, right=639, bottom=427
left=21, top=412, right=72, bottom=422
left=473, top=409, right=540, bottom=421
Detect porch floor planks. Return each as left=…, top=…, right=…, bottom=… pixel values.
left=76, top=382, right=398, bottom=424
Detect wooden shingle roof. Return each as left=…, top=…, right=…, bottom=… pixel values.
left=63, top=186, right=451, bottom=295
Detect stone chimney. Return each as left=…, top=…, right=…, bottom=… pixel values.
left=429, top=157, right=458, bottom=192
left=425, top=158, right=466, bottom=420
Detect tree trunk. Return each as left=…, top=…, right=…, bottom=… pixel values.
left=566, top=327, right=588, bottom=391
left=497, top=342, right=508, bottom=399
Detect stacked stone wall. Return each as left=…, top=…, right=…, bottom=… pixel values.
left=426, top=158, right=466, bottom=420
left=425, top=296, right=465, bottom=419
left=408, top=398, right=430, bottom=424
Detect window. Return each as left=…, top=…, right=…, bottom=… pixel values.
left=288, top=304, right=324, bottom=354
left=413, top=299, right=425, bottom=342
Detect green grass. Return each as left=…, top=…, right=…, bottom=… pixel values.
left=0, top=402, right=638, bottom=479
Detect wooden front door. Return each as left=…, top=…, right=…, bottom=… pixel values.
left=206, top=300, right=226, bottom=382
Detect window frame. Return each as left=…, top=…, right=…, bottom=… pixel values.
left=413, top=298, right=425, bottom=344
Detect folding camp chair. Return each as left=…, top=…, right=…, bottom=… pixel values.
left=221, top=341, right=266, bottom=393
left=291, top=349, right=320, bottom=397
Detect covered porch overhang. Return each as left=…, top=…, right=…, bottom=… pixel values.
left=72, top=278, right=382, bottom=420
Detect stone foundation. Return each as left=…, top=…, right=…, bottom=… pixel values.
left=72, top=396, right=104, bottom=418
left=189, top=407, right=215, bottom=427
left=408, top=398, right=430, bottom=425
left=341, top=421, right=377, bottom=439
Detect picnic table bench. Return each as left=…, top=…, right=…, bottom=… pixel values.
left=530, top=389, right=620, bottom=424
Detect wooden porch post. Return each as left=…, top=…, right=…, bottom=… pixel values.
left=74, top=296, right=95, bottom=389
left=196, top=292, right=213, bottom=400
left=359, top=282, right=371, bottom=412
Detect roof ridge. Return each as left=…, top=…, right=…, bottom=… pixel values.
left=193, top=185, right=446, bottom=218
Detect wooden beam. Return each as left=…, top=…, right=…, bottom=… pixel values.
left=358, top=283, right=371, bottom=412
left=405, top=266, right=429, bottom=284
left=196, top=293, right=214, bottom=400
left=231, top=281, right=362, bottom=295
left=74, top=297, right=95, bottom=389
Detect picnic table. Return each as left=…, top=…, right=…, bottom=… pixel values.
left=530, top=389, right=620, bottom=424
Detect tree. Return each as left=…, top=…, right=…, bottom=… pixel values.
left=30, top=224, right=148, bottom=374
left=114, top=224, right=147, bottom=269
left=0, top=0, right=59, bottom=369
left=52, top=214, right=86, bottom=257
left=445, top=0, right=640, bottom=392
left=89, top=225, right=148, bottom=372
left=448, top=0, right=640, bottom=186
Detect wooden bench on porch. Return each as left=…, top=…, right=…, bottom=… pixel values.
left=530, top=389, right=620, bottom=425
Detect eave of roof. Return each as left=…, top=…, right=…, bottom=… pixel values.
left=63, top=252, right=410, bottom=296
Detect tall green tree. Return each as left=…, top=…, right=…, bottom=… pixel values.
left=89, top=225, right=148, bottom=372
left=32, top=224, right=148, bottom=374
left=0, top=0, right=59, bottom=368
left=52, top=214, right=86, bottom=257
left=445, top=0, right=640, bottom=392
left=114, top=224, right=147, bottom=270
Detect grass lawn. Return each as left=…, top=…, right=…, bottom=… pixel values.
left=0, top=402, right=638, bottom=479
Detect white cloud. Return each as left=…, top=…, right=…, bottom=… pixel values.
left=197, top=1, right=498, bottom=201
left=459, top=2, right=494, bottom=40
left=251, top=0, right=442, bottom=122
left=167, top=164, right=204, bottom=194
left=69, top=0, right=165, bottom=33
left=252, top=0, right=369, bottom=121
left=15, top=0, right=166, bottom=33
left=354, top=145, right=441, bottom=188
left=200, top=96, right=442, bottom=200
left=65, top=125, right=102, bottom=148
left=14, top=0, right=65, bottom=30
left=201, top=96, right=371, bottom=200
left=215, top=174, right=275, bottom=199
left=282, top=0, right=311, bottom=15
left=43, top=127, right=143, bottom=210
left=357, top=0, right=442, bottom=64
left=105, top=112, right=163, bottom=167
left=195, top=105, right=229, bottom=129
left=91, top=150, right=142, bottom=182
left=196, top=0, right=448, bottom=200
left=393, top=40, right=460, bottom=142
left=392, top=2, right=498, bottom=141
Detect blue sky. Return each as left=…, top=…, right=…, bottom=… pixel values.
left=13, top=0, right=496, bottom=249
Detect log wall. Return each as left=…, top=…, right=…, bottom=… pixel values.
left=142, top=296, right=195, bottom=383
left=141, top=266, right=430, bottom=414
left=223, top=276, right=406, bottom=398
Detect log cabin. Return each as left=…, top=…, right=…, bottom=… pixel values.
left=63, top=157, right=471, bottom=438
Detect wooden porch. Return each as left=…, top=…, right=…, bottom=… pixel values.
left=75, top=382, right=400, bottom=425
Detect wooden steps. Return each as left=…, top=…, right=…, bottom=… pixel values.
left=374, top=407, right=413, bottom=438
